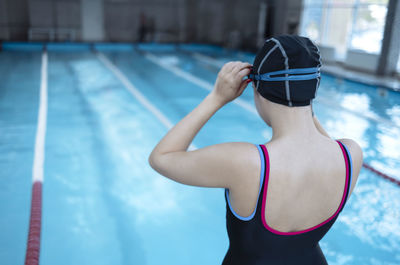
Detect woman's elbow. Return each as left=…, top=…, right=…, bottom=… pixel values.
left=148, top=151, right=168, bottom=174
left=148, top=151, right=158, bottom=170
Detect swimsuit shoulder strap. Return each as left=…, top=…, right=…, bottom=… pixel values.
left=336, top=140, right=353, bottom=211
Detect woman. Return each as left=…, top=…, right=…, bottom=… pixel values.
left=149, top=35, right=363, bottom=264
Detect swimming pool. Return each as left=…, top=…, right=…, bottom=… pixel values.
left=1, top=43, right=399, bottom=265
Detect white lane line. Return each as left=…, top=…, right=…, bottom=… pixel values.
left=191, top=52, right=398, bottom=128
left=145, top=52, right=258, bottom=115
left=96, top=52, right=197, bottom=150
left=192, top=52, right=225, bottom=68
left=32, top=51, right=48, bottom=182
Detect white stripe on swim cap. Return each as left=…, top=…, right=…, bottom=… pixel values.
left=314, top=40, right=322, bottom=98
left=270, top=38, right=291, bottom=107
left=256, top=43, right=278, bottom=90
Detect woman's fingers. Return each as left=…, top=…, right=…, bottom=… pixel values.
left=231, top=62, right=252, bottom=74
left=223, top=61, right=239, bottom=73
left=237, top=67, right=251, bottom=79
left=223, top=61, right=251, bottom=74
left=238, top=79, right=250, bottom=95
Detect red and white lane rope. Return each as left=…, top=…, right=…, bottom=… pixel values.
left=362, top=163, right=400, bottom=186
left=25, top=50, right=47, bottom=265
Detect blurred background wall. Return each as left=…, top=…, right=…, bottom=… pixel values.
left=0, top=0, right=303, bottom=49
left=1, top=0, right=398, bottom=75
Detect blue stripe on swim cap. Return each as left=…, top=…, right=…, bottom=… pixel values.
left=249, top=67, right=320, bottom=82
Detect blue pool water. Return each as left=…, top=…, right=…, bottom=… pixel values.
left=1, top=43, right=399, bottom=265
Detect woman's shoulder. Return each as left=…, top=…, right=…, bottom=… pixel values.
left=210, top=142, right=262, bottom=190
left=211, top=142, right=262, bottom=155
left=336, top=138, right=363, bottom=163
left=336, top=138, right=363, bottom=196
left=213, top=142, right=261, bottom=164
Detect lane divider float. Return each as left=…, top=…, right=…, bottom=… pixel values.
left=25, top=50, right=48, bottom=265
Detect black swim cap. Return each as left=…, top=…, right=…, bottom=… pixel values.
left=250, top=35, right=322, bottom=107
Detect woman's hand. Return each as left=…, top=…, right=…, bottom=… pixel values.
left=211, top=61, right=252, bottom=105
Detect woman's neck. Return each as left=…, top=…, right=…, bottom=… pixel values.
left=269, top=105, right=319, bottom=141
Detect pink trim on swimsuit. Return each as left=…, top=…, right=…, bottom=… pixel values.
left=260, top=141, right=349, bottom=235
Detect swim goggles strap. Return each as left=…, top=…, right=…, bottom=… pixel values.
left=249, top=67, right=320, bottom=81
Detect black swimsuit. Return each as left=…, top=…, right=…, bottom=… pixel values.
left=223, top=140, right=353, bottom=265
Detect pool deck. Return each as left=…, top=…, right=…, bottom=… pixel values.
left=322, top=63, right=400, bottom=92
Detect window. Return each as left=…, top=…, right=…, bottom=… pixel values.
left=300, top=0, right=388, bottom=58
left=300, top=1, right=323, bottom=42
left=350, top=0, right=388, bottom=53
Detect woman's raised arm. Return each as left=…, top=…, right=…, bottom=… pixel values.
left=148, top=61, right=252, bottom=188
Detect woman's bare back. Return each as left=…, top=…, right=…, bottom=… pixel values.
left=227, top=136, right=361, bottom=233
